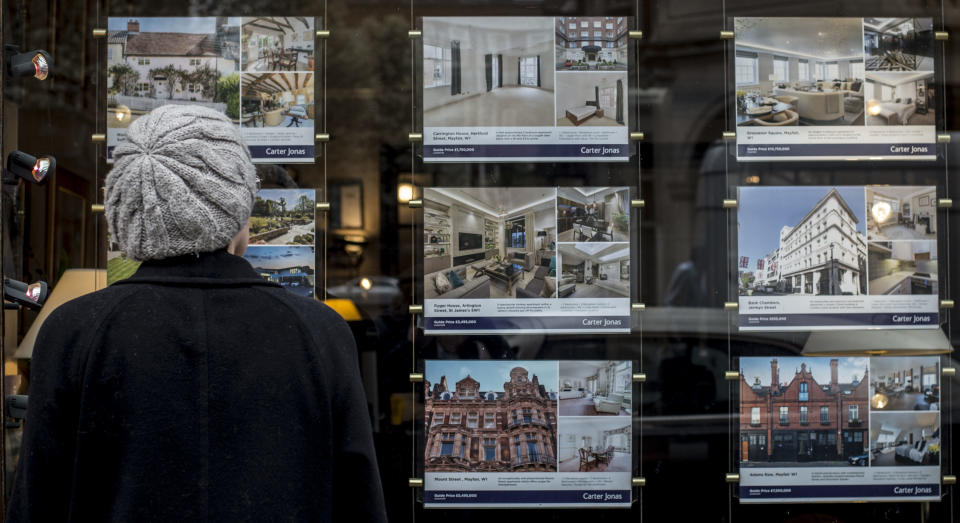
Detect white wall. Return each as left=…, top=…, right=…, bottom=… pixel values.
left=555, top=72, right=626, bottom=114
left=423, top=21, right=554, bottom=111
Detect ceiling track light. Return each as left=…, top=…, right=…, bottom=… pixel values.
left=5, top=45, right=52, bottom=81
left=5, top=150, right=55, bottom=184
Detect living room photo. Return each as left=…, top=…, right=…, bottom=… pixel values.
left=556, top=243, right=630, bottom=299
left=557, top=187, right=630, bottom=242
left=864, top=72, right=935, bottom=126
left=866, top=186, right=937, bottom=241
left=422, top=17, right=555, bottom=127
left=734, top=17, right=865, bottom=126
left=558, top=361, right=631, bottom=416
left=423, top=187, right=559, bottom=300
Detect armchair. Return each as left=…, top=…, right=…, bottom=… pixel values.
left=594, top=393, right=624, bottom=414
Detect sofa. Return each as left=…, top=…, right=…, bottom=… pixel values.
left=516, top=266, right=550, bottom=298
left=558, top=275, right=576, bottom=297
left=771, top=87, right=844, bottom=121
left=594, top=393, right=624, bottom=414
left=424, top=260, right=490, bottom=299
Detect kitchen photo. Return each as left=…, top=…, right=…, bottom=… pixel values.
left=867, top=240, right=937, bottom=295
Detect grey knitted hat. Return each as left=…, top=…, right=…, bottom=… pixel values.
left=106, top=105, right=258, bottom=261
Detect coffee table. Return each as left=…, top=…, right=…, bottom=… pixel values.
left=483, top=263, right=523, bottom=295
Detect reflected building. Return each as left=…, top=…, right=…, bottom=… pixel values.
left=425, top=367, right=558, bottom=472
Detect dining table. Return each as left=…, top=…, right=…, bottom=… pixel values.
left=736, top=99, right=793, bottom=126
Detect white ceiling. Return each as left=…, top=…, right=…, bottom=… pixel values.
left=866, top=71, right=933, bottom=86
left=424, top=17, right=553, bottom=52
left=558, top=186, right=623, bottom=204
left=559, top=243, right=629, bottom=264
left=560, top=361, right=613, bottom=379
left=735, top=17, right=864, bottom=60
left=428, top=187, right=555, bottom=217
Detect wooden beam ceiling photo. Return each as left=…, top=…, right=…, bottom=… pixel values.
left=241, top=73, right=314, bottom=96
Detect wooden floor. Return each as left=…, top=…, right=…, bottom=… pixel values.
left=561, top=281, right=629, bottom=298
left=559, top=396, right=629, bottom=416
left=424, top=87, right=555, bottom=126
left=559, top=452, right=631, bottom=472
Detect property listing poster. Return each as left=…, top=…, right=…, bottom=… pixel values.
left=734, top=17, right=937, bottom=161
left=106, top=17, right=317, bottom=164
left=737, top=185, right=939, bottom=331
left=421, top=17, right=631, bottom=162
left=739, top=356, right=941, bottom=503
left=424, top=360, right=633, bottom=508
left=423, top=187, right=631, bottom=334
left=107, top=188, right=317, bottom=298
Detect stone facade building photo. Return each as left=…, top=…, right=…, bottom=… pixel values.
left=739, top=187, right=868, bottom=296
left=424, top=363, right=558, bottom=473
left=740, top=357, right=869, bottom=466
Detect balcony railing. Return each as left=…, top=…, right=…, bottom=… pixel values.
left=849, top=419, right=864, bottom=427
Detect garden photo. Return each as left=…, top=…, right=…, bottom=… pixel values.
left=249, top=189, right=316, bottom=246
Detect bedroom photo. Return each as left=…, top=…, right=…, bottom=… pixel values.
left=865, top=72, right=935, bottom=126
left=870, top=412, right=940, bottom=467
left=555, top=72, right=626, bottom=126
left=422, top=17, right=555, bottom=127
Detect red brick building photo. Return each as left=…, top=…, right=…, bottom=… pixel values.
left=740, top=357, right=868, bottom=465
left=424, top=364, right=558, bottom=472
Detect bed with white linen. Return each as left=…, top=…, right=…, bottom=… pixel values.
left=565, top=105, right=597, bottom=126
left=877, top=101, right=916, bottom=125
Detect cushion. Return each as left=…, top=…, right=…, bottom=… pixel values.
left=895, top=98, right=901, bottom=103
left=906, top=98, right=912, bottom=104
left=544, top=276, right=557, bottom=297
left=851, top=81, right=861, bottom=92
left=448, top=270, right=464, bottom=289
left=434, top=272, right=452, bottom=294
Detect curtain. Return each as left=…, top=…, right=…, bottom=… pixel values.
left=451, top=40, right=461, bottom=95
left=615, top=79, right=624, bottom=124
left=518, top=59, right=521, bottom=85
left=536, top=55, right=541, bottom=87
left=497, top=54, right=503, bottom=88
left=484, top=54, right=492, bottom=92
left=594, top=85, right=599, bottom=105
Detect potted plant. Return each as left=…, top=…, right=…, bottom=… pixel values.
left=263, top=97, right=284, bottom=127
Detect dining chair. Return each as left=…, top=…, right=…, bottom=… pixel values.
left=578, top=448, right=594, bottom=471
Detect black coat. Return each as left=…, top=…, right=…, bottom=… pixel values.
left=6, top=250, right=387, bottom=522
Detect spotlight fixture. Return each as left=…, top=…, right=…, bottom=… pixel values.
left=3, top=278, right=48, bottom=310
left=5, top=46, right=51, bottom=80
left=5, top=150, right=55, bottom=184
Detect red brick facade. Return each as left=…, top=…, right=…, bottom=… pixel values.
left=740, top=358, right=868, bottom=463
left=425, top=367, right=558, bottom=472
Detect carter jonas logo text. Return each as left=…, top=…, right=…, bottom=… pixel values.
left=890, top=145, right=929, bottom=154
